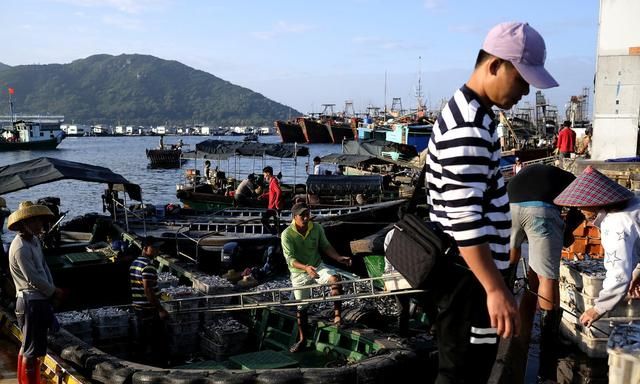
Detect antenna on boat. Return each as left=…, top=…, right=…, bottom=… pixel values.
left=7, top=86, right=15, bottom=123
left=415, top=56, right=425, bottom=113
left=384, top=71, right=388, bottom=120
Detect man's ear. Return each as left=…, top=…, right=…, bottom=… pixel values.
left=488, top=58, right=503, bottom=76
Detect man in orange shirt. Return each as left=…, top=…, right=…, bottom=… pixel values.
left=557, top=120, right=576, bottom=167
left=259, top=166, right=283, bottom=234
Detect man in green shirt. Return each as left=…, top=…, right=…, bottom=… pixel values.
left=281, top=202, right=352, bottom=352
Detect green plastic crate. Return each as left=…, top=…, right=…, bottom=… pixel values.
left=230, top=350, right=299, bottom=370
left=173, top=360, right=229, bottom=370
left=65, top=252, right=105, bottom=265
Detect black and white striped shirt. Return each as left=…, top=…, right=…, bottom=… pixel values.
left=426, top=85, right=511, bottom=269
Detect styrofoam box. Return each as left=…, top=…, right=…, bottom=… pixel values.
left=560, top=317, right=608, bottom=358
left=608, top=348, right=640, bottom=384
left=559, top=283, right=640, bottom=318
left=559, top=262, right=605, bottom=297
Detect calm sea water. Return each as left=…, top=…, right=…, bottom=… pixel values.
left=0, top=135, right=339, bottom=219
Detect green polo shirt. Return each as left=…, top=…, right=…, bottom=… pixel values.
left=281, top=221, right=331, bottom=273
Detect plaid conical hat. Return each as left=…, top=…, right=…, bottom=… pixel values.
left=554, top=166, right=635, bottom=207
left=7, top=201, right=54, bottom=231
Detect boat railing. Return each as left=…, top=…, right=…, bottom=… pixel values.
left=500, top=155, right=557, bottom=180
left=159, top=272, right=425, bottom=314
left=109, top=195, right=147, bottom=235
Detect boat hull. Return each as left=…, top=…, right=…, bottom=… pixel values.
left=0, top=138, right=61, bottom=151
left=274, top=120, right=306, bottom=143
left=328, top=123, right=356, bottom=143
left=146, top=149, right=184, bottom=168
left=300, top=119, right=334, bottom=143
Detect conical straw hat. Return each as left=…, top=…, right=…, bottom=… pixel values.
left=7, top=201, right=54, bottom=231
left=554, top=166, right=635, bottom=207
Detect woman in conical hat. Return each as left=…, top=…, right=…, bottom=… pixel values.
left=554, top=166, right=639, bottom=327
left=7, top=201, right=64, bottom=383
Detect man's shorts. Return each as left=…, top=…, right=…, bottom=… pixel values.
left=290, top=263, right=338, bottom=310
left=16, top=297, right=55, bottom=358
left=510, top=203, right=565, bottom=279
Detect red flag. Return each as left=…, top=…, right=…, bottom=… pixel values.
left=8, top=87, right=14, bottom=95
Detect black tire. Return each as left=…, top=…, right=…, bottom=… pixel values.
left=254, top=368, right=303, bottom=384
left=355, top=354, right=397, bottom=384
left=92, top=359, right=138, bottom=384
left=207, top=370, right=257, bottom=384
left=301, top=366, right=356, bottom=384
left=131, top=370, right=172, bottom=384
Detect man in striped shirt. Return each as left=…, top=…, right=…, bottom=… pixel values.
left=425, top=22, right=558, bottom=383
left=130, top=236, right=169, bottom=366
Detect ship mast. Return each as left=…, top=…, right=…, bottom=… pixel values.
left=415, top=56, right=425, bottom=114
left=8, top=87, right=15, bottom=123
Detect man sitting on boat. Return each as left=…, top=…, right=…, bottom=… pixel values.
left=281, top=203, right=352, bottom=353
left=312, top=156, right=338, bottom=175
left=234, top=173, right=258, bottom=207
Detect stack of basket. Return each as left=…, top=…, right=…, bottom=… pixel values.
left=191, top=274, right=234, bottom=322
left=200, top=317, right=249, bottom=361
left=607, top=323, right=640, bottom=384
left=561, top=221, right=603, bottom=260
left=57, top=310, right=93, bottom=344
left=89, top=307, right=131, bottom=358
left=559, top=260, right=640, bottom=358
left=160, top=286, right=203, bottom=357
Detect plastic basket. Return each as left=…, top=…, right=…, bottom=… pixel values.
left=200, top=333, right=244, bottom=359
left=560, top=283, right=640, bottom=318
left=560, top=317, right=608, bottom=358
left=89, top=308, right=130, bottom=328
left=167, top=319, right=201, bottom=335
left=559, top=261, right=605, bottom=297
left=94, top=324, right=129, bottom=341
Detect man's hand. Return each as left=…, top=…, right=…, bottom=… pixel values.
left=336, top=256, right=352, bottom=267
left=305, top=265, right=319, bottom=279
left=629, top=273, right=640, bottom=298
left=486, top=287, right=520, bottom=338
left=579, top=307, right=602, bottom=327
left=158, top=308, right=169, bottom=320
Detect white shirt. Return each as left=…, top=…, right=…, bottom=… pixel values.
left=593, top=197, right=640, bottom=314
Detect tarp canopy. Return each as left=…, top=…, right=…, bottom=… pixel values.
left=193, top=140, right=309, bottom=159
left=342, top=139, right=418, bottom=160
left=306, top=175, right=383, bottom=195
left=319, top=154, right=395, bottom=167
left=0, top=157, right=142, bottom=201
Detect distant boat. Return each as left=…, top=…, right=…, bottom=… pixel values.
left=0, top=120, right=65, bottom=151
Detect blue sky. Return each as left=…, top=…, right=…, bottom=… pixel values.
left=2, top=0, right=598, bottom=117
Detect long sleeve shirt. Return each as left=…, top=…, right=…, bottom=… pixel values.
left=593, top=197, right=640, bottom=314
left=9, top=235, right=56, bottom=300
left=557, top=128, right=576, bottom=153
left=425, top=85, right=511, bottom=269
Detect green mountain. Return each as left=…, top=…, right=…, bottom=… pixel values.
left=0, top=54, right=300, bottom=126
left=0, top=63, right=10, bottom=72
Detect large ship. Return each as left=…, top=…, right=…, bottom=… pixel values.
left=274, top=119, right=306, bottom=143
left=300, top=117, right=333, bottom=143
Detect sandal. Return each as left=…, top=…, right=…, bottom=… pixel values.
left=289, top=339, right=306, bottom=353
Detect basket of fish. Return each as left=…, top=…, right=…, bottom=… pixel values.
left=203, top=317, right=249, bottom=347
left=559, top=282, right=640, bottom=319
left=89, top=307, right=130, bottom=328
left=559, top=259, right=605, bottom=296
left=559, top=314, right=609, bottom=358
left=157, top=272, right=180, bottom=289
left=57, top=310, right=92, bottom=334
left=607, top=323, right=640, bottom=384
left=192, top=274, right=234, bottom=304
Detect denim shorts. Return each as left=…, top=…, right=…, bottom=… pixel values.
left=290, top=262, right=338, bottom=310
left=510, top=204, right=565, bottom=279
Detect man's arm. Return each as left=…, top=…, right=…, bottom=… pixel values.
left=14, top=247, right=56, bottom=297
left=459, top=245, right=519, bottom=338
left=142, top=278, right=168, bottom=319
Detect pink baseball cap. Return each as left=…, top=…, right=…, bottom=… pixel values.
left=483, top=22, right=558, bottom=89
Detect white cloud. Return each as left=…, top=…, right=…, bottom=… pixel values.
left=252, top=21, right=314, bottom=40
left=53, top=0, right=170, bottom=14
